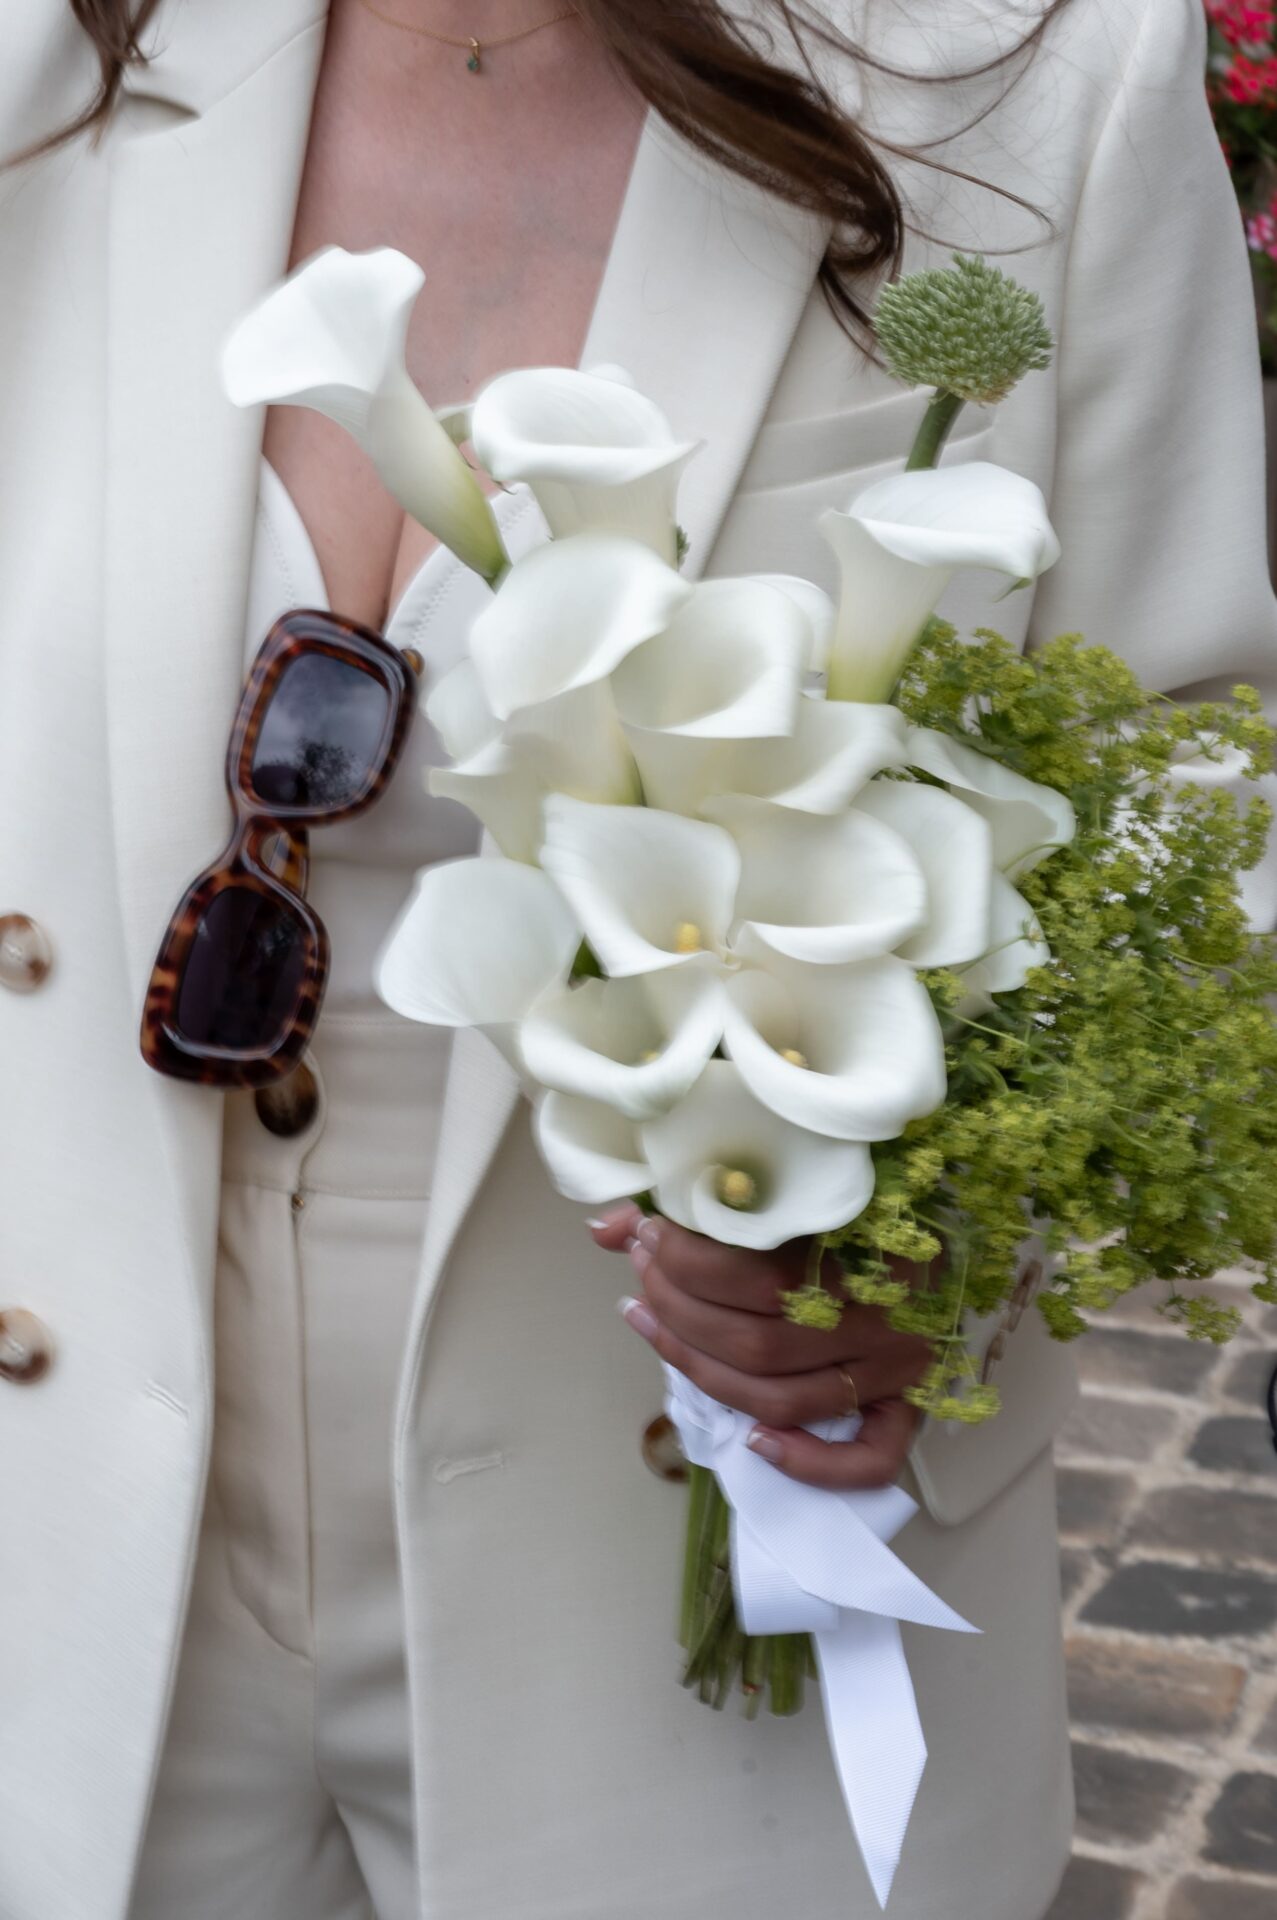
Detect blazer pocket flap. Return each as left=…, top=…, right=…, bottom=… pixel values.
left=740, top=389, right=995, bottom=494
left=905, top=1284, right=1080, bottom=1529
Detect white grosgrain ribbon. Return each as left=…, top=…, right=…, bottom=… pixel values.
left=664, top=1366, right=979, bottom=1909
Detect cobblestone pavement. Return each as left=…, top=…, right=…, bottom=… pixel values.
left=1045, top=1269, right=1277, bottom=1920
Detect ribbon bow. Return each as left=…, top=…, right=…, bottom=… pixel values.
left=664, top=1367, right=978, bottom=1909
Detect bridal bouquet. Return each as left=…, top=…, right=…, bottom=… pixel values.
left=224, top=248, right=1277, bottom=1906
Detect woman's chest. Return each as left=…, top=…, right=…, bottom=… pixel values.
left=262, top=16, right=646, bottom=629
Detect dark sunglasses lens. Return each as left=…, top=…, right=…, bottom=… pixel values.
left=251, top=652, right=391, bottom=811
left=175, top=885, right=309, bottom=1054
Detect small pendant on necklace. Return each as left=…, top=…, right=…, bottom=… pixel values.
left=467, top=38, right=482, bottom=72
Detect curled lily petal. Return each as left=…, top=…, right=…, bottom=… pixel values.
left=722, top=938, right=947, bottom=1141
left=374, top=857, right=578, bottom=1031
left=820, top=462, right=1059, bottom=703
left=640, top=1060, right=876, bottom=1250
left=957, top=872, right=1050, bottom=1002
left=752, top=574, right=837, bottom=673
left=907, top=726, right=1076, bottom=875
left=535, top=1092, right=653, bottom=1205
left=709, top=796, right=927, bottom=965
left=425, top=658, right=500, bottom=763
left=818, top=511, right=949, bottom=706
left=470, top=366, right=699, bottom=564
left=432, top=683, right=640, bottom=864
left=540, top=795, right=740, bottom=977
left=851, top=781, right=995, bottom=968
left=222, top=247, right=506, bottom=583
left=469, top=532, right=692, bottom=721
left=430, top=744, right=549, bottom=866
left=628, top=696, right=908, bottom=818
left=521, top=970, right=723, bottom=1122
left=841, top=463, right=1061, bottom=574
left=609, top=577, right=808, bottom=739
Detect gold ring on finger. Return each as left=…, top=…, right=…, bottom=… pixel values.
left=837, top=1363, right=859, bottom=1418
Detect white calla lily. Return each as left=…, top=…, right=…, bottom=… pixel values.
left=709, top=796, right=927, bottom=965
left=907, top=726, right=1076, bottom=875
left=521, top=970, right=723, bottom=1121
left=608, top=577, right=808, bottom=739
left=535, top=1093, right=653, bottom=1205
left=721, top=937, right=947, bottom=1141
left=540, top=796, right=739, bottom=977
left=850, top=780, right=995, bottom=967
left=375, top=858, right=578, bottom=1044
left=627, top=695, right=908, bottom=818
left=957, top=872, right=1050, bottom=1002
left=222, top=247, right=506, bottom=584
left=432, top=682, right=640, bottom=863
left=753, top=574, right=837, bottom=673
left=820, top=462, right=1060, bottom=703
left=469, top=366, right=699, bottom=564
left=470, top=532, right=691, bottom=720
left=640, top=1061, right=875, bottom=1250
left=425, top=658, right=500, bottom=763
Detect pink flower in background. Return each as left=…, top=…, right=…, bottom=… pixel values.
left=1223, top=51, right=1277, bottom=102
left=1248, top=207, right=1277, bottom=259
left=1208, top=0, right=1277, bottom=47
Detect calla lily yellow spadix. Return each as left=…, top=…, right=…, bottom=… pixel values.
left=222, top=246, right=508, bottom=585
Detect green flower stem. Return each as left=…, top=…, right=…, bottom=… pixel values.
left=680, top=1463, right=712, bottom=1649
left=679, top=1468, right=814, bottom=1716
left=906, top=389, right=967, bottom=471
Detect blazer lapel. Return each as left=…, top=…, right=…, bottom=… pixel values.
left=105, top=0, right=327, bottom=1289
left=400, top=114, right=834, bottom=1383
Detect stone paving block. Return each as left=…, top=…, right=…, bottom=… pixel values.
left=1203, top=1772, right=1277, bottom=1877
left=1065, top=1637, right=1245, bottom=1739
left=1060, top=1546, right=1094, bottom=1605
left=1169, top=1876, right=1277, bottom=1919
left=1252, top=1699, right=1277, bottom=1757
left=1080, top=1561, right=1277, bottom=1641
left=1189, top=1415, right=1277, bottom=1480
left=1077, top=1328, right=1222, bottom=1398
left=1044, top=1853, right=1142, bottom=1919
left=1071, top=1739, right=1194, bottom=1845
left=1221, top=1347, right=1276, bottom=1412
left=1130, top=1487, right=1277, bottom=1569
left=1058, top=1394, right=1178, bottom=1463
left=1056, top=1468, right=1138, bottom=1544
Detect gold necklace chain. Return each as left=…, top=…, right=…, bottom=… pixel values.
left=354, top=0, right=579, bottom=71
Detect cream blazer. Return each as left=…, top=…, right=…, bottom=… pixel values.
left=1, top=2, right=1273, bottom=1917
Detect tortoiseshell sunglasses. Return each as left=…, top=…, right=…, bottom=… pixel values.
left=141, top=610, right=420, bottom=1088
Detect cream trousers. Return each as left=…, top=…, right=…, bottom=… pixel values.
left=130, top=1013, right=451, bottom=1920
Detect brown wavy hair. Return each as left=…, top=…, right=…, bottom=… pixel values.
left=44, top=0, right=1071, bottom=341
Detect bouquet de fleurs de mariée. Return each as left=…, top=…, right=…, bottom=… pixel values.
left=223, top=249, right=1277, bottom=1907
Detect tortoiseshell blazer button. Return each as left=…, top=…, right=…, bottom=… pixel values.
left=0, top=1310, right=54, bottom=1385
left=0, top=915, right=53, bottom=993
left=254, top=1060, right=320, bottom=1138
left=641, top=1414, right=688, bottom=1484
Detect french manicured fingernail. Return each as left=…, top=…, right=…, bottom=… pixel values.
left=587, top=1205, right=634, bottom=1232
left=636, top=1216, right=662, bottom=1253
left=628, top=1240, right=652, bottom=1278
left=618, top=1295, right=658, bottom=1340
left=747, top=1427, right=785, bottom=1465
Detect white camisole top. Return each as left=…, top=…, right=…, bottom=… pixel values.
left=242, top=464, right=546, bottom=1012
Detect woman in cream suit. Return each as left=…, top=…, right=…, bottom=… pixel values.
left=1, top=1, right=1273, bottom=1917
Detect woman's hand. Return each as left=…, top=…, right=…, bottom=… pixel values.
left=590, top=1204, right=933, bottom=1493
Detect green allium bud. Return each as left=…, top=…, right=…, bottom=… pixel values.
left=873, top=254, right=1054, bottom=406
